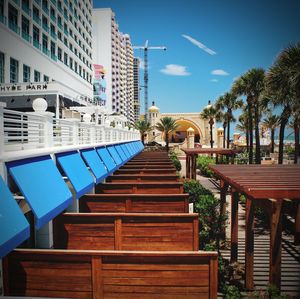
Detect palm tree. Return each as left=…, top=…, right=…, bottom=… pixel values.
left=232, top=68, right=265, bottom=164
left=262, top=113, right=280, bottom=153
left=134, top=119, right=152, bottom=145
left=289, top=108, right=300, bottom=163
left=265, top=43, right=300, bottom=163
left=200, top=103, right=217, bottom=148
left=215, top=110, right=227, bottom=148
left=236, top=112, right=250, bottom=152
left=155, top=117, right=179, bottom=151
left=216, top=92, right=243, bottom=149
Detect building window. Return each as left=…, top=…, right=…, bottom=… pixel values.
left=64, top=52, right=68, bottom=65
left=74, top=61, right=77, bottom=73
left=57, top=47, right=62, bottom=61
left=23, top=64, right=30, bottom=82
left=42, top=34, right=48, bottom=53
left=0, top=52, right=4, bottom=83
left=8, top=4, right=18, bottom=30
left=10, top=57, right=19, bottom=83
left=58, top=30, right=62, bottom=41
left=79, top=65, right=82, bottom=76
left=50, top=41, right=55, bottom=56
left=43, top=75, right=49, bottom=82
left=0, top=0, right=4, bottom=16
left=69, top=57, right=73, bottom=69
left=34, top=70, right=40, bottom=82
left=21, top=15, right=30, bottom=38
left=33, top=25, right=39, bottom=43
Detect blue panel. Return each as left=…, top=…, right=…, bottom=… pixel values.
left=96, top=147, right=117, bottom=174
left=0, top=176, right=30, bottom=258
left=121, top=143, right=132, bottom=158
left=81, top=149, right=109, bottom=184
left=56, top=151, right=94, bottom=199
left=6, top=156, right=72, bottom=229
left=107, top=145, right=123, bottom=166
left=127, top=142, right=136, bottom=155
left=115, top=144, right=128, bottom=162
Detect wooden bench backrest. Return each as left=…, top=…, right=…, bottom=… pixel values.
left=96, top=182, right=184, bottom=194
left=79, top=194, right=189, bottom=213
left=53, top=213, right=199, bottom=251
left=115, top=168, right=177, bottom=175
left=4, top=249, right=218, bottom=299
left=106, top=174, right=179, bottom=183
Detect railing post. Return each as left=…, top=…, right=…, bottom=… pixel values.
left=44, top=113, right=54, bottom=148
left=73, top=119, right=79, bottom=145
left=0, top=106, right=4, bottom=157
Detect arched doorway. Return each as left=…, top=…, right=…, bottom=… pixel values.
left=170, top=119, right=202, bottom=143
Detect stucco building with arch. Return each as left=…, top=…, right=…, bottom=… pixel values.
left=147, top=102, right=220, bottom=148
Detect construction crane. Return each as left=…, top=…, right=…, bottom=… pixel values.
left=133, top=40, right=166, bottom=120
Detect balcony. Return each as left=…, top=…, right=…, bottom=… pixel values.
left=33, top=39, right=41, bottom=50
left=50, top=31, right=57, bottom=40
left=34, top=0, right=41, bottom=5
left=22, top=4, right=32, bottom=16
left=64, top=12, right=68, bottom=20
left=74, top=12, right=78, bottom=20
left=42, top=5, right=49, bottom=15
left=0, top=15, right=7, bottom=25
left=50, top=14, right=56, bottom=23
left=51, top=53, right=57, bottom=61
left=64, top=0, right=68, bottom=6
left=33, top=14, right=41, bottom=25
left=64, top=28, right=68, bottom=36
left=22, top=31, right=32, bottom=43
left=50, top=0, right=56, bottom=5
left=8, top=21, right=20, bottom=35
left=57, top=5, right=63, bottom=14
left=57, top=22, right=63, bottom=30
left=42, top=47, right=50, bottom=56
left=42, top=23, right=49, bottom=33
left=12, top=0, right=20, bottom=6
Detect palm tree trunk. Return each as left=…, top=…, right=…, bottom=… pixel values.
left=210, top=123, right=213, bottom=148
left=271, top=129, right=275, bottom=153
left=247, top=100, right=254, bottom=164
left=254, top=105, right=261, bottom=164
left=227, top=121, right=230, bottom=149
left=246, top=128, right=249, bottom=152
left=141, top=133, right=145, bottom=145
left=165, top=132, right=169, bottom=151
left=223, top=123, right=226, bottom=148
left=294, top=123, right=299, bottom=164
left=278, top=106, right=290, bottom=164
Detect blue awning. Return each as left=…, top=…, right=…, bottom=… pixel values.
left=81, top=148, right=109, bottom=184
left=56, top=151, right=94, bottom=198
left=0, top=176, right=30, bottom=258
left=107, top=145, right=123, bottom=166
left=96, top=147, right=117, bottom=174
left=6, top=155, right=72, bottom=229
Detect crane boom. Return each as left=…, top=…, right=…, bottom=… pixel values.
left=133, top=40, right=166, bottom=120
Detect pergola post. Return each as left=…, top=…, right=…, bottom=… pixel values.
left=295, top=201, right=300, bottom=245
left=269, top=198, right=283, bottom=290
left=245, top=197, right=254, bottom=290
left=230, top=189, right=239, bottom=263
left=220, top=180, right=229, bottom=240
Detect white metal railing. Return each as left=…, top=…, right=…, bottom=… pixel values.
left=0, top=107, right=140, bottom=156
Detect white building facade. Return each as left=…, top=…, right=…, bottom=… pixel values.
left=92, top=8, right=134, bottom=124
left=0, top=0, right=94, bottom=115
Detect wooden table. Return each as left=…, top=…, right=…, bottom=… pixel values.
left=182, top=148, right=240, bottom=179
left=209, top=164, right=300, bottom=290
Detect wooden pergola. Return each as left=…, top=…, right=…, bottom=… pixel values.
left=209, top=164, right=300, bottom=290
left=182, top=148, right=240, bottom=179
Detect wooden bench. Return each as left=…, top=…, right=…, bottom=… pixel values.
left=53, top=212, right=199, bottom=251
left=106, top=174, right=179, bottom=183
left=115, top=168, right=177, bottom=175
left=3, top=249, right=218, bottom=299
left=96, top=182, right=184, bottom=194
left=79, top=194, right=189, bottom=213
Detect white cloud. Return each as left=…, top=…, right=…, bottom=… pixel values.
left=211, top=69, right=229, bottom=76
left=160, top=64, right=191, bottom=76
left=210, top=79, right=218, bottom=82
left=182, top=34, right=216, bottom=55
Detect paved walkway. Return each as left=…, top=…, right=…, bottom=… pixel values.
left=179, top=156, right=300, bottom=298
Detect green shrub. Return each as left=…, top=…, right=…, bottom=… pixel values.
left=224, top=285, right=242, bottom=299
left=183, top=179, right=213, bottom=203
left=169, top=152, right=182, bottom=172
left=196, top=155, right=215, bottom=177
left=195, top=194, right=227, bottom=249
left=235, top=151, right=249, bottom=164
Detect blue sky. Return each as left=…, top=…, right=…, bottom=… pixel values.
left=94, top=0, right=300, bottom=115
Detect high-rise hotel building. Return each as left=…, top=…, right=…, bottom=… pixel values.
left=133, top=57, right=140, bottom=122
left=92, top=8, right=134, bottom=124
left=0, top=0, right=94, bottom=114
